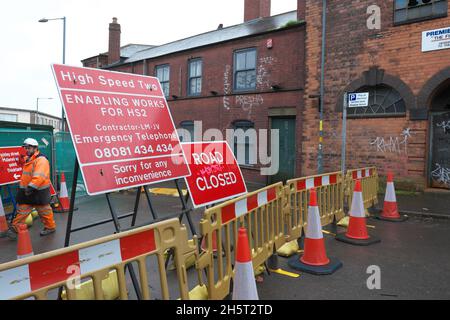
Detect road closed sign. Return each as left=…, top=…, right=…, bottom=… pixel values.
left=0, top=146, right=24, bottom=186
left=52, top=64, right=190, bottom=195
left=181, top=141, right=247, bottom=208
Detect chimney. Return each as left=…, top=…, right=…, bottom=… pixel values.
left=108, top=17, right=121, bottom=65
left=244, top=0, right=271, bottom=22
left=297, top=0, right=305, bottom=21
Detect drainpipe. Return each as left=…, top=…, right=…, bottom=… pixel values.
left=318, top=0, right=327, bottom=174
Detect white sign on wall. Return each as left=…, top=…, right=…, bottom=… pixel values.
left=348, top=92, right=369, bottom=108
left=422, top=27, right=450, bottom=52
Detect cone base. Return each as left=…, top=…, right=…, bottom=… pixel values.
left=288, top=256, right=342, bottom=275
left=375, top=215, right=408, bottom=223
left=335, top=233, right=381, bottom=246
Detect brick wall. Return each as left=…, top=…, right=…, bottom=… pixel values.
left=102, top=25, right=305, bottom=185
left=302, top=0, right=450, bottom=189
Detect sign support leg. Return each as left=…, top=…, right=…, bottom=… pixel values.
left=143, top=186, right=158, bottom=220
left=130, top=187, right=142, bottom=227
left=104, top=192, right=143, bottom=300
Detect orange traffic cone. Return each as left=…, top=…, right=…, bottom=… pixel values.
left=55, top=173, right=70, bottom=213
left=336, top=180, right=381, bottom=246
left=232, top=227, right=258, bottom=300
left=17, top=224, right=34, bottom=259
left=377, top=172, right=407, bottom=222
left=0, top=197, right=9, bottom=238
left=288, top=188, right=342, bottom=275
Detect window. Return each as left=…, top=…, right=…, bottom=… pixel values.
left=234, top=48, right=257, bottom=91
left=232, top=120, right=256, bottom=166
left=155, top=64, right=170, bottom=97
left=347, top=85, right=406, bottom=118
left=188, top=59, right=202, bottom=96
left=178, top=120, right=195, bottom=142
left=394, top=0, right=447, bottom=25
left=0, top=113, right=18, bottom=122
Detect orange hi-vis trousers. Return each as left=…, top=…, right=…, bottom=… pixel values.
left=12, top=204, right=56, bottom=231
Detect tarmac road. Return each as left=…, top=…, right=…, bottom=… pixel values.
left=1, top=185, right=450, bottom=300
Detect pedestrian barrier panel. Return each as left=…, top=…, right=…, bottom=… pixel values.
left=284, top=172, right=345, bottom=243
left=0, top=218, right=198, bottom=300
left=346, top=167, right=378, bottom=214
left=196, top=183, right=286, bottom=300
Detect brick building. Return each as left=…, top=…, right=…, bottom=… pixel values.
left=301, top=0, right=450, bottom=190
left=83, top=0, right=306, bottom=186
left=83, top=0, right=450, bottom=190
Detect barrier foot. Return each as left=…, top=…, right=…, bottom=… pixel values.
left=335, top=233, right=381, bottom=246
left=288, top=256, right=342, bottom=275
left=375, top=215, right=408, bottom=223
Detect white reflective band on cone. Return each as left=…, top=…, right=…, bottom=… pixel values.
left=60, top=181, right=68, bottom=198
left=384, top=182, right=397, bottom=202
left=305, top=206, right=323, bottom=239
left=232, top=262, right=259, bottom=300
left=350, top=191, right=365, bottom=218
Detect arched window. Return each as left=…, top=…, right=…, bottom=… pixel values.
left=348, top=85, right=406, bottom=118
left=178, top=120, right=194, bottom=142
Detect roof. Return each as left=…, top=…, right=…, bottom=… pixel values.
left=0, top=106, right=61, bottom=120
left=119, top=44, right=155, bottom=58
left=82, top=43, right=155, bottom=62
left=120, top=11, right=301, bottom=65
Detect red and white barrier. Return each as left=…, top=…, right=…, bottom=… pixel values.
left=232, top=227, right=258, bottom=300
left=296, top=173, right=338, bottom=191
left=221, top=187, right=277, bottom=224
left=0, top=229, right=156, bottom=300
left=351, top=169, right=373, bottom=180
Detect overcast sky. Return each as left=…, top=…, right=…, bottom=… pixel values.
left=0, top=0, right=297, bottom=117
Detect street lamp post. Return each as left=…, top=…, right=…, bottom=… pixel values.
left=39, top=16, right=66, bottom=130
left=36, top=97, right=53, bottom=125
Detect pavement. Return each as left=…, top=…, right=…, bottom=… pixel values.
left=376, top=191, right=450, bottom=218
left=1, top=183, right=450, bottom=299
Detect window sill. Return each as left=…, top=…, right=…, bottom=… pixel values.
left=347, top=113, right=406, bottom=119
left=239, top=165, right=259, bottom=171
left=393, top=13, right=447, bottom=27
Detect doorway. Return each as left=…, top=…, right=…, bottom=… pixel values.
left=269, top=117, right=296, bottom=184
left=428, top=79, right=450, bottom=189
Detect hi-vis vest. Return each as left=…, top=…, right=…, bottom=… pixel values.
left=20, top=151, right=51, bottom=190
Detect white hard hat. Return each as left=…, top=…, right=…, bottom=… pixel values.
left=23, top=138, right=39, bottom=147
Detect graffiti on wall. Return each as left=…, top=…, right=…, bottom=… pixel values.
left=431, top=163, right=450, bottom=187
left=223, top=65, right=231, bottom=110
left=370, top=128, right=411, bottom=154
left=257, top=56, right=277, bottom=89
left=235, top=95, right=264, bottom=117
left=437, top=120, right=450, bottom=134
